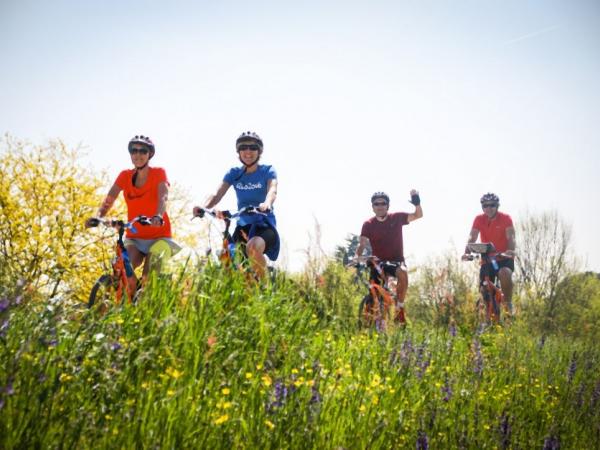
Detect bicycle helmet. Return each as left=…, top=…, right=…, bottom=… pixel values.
left=480, top=192, right=499, bottom=205
left=236, top=131, right=263, bottom=152
left=371, top=191, right=390, bottom=204
left=128, top=135, right=155, bottom=159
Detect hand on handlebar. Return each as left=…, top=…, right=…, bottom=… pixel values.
left=257, top=203, right=272, bottom=213
left=85, top=217, right=101, bottom=228
left=461, top=253, right=474, bottom=261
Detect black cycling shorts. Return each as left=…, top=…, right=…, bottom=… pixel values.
left=232, top=224, right=277, bottom=255
left=480, top=258, right=514, bottom=285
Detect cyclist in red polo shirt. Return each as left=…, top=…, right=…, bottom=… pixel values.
left=355, top=190, right=423, bottom=324
left=462, top=192, right=516, bottom=312
left=86, top=135, right=180, bottom=281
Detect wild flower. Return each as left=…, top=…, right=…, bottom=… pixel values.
left=441, top=376, right=452, bottom=402
left=567, top=352, right=577, bottom=383
left=0, top=298, right=9, bottom=313
left=472, top=339, right=484, bottom=376
left=499, top=412, right=511, bottom=450
left=416, top=430, right=429, bottom=450
left=542, top=435, right=560, bottom=450
left=0, top=319, right=9, bottom=338
left=267, top=380, right=288, bottom=412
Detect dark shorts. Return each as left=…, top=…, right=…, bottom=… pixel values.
left=369, top=260, right=405, bottom=284
left=232, top=224, right=277, bottom=256
left=480, top=258, right=514, bottom=285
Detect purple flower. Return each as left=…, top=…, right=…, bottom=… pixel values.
left=449, top=322, right=457, bottom=337
left=111, top=342, right=122, bottom=351
left=0, top=298, right=9, bottom=313
left=267, top=380, right=288, bottom=412
left=567, top=352, right=577, bottom=383
left=0, top=319, right=9, bottom=338
left=542, top=435, right=560, bottom=450
left=4, top=382, right=14, bottom=396
left=590, top=380, right=600, bottom=409
left=310, top=383, right=322, bottom=405
left=416, top=430, right=429, bottom=450
left=441, top=377, right=452, bottom=402
left=499, top=412, right=511, bottom=449
left=472, top=340, right=484, bottom=376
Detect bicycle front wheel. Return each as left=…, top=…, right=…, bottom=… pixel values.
left=358, top=294, right=375, bottom=329
left=88, top=274, right=117, bottom=310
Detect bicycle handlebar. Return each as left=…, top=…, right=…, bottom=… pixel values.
left=87, top=215, right=152, bottom=233
left=192, top=205, right=270, bottom=221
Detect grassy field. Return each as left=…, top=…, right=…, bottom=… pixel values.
left=1, top=263, right=599, bottom=449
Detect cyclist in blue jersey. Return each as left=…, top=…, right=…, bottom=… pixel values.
left=193, top=131, right=279, bottom=279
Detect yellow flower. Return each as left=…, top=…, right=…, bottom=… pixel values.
left=214, top=414, right=229, bottom=425
left=291, top=368, right=299, bottom=374
left=134, top=318, right=141, bottom=323
left=372, top=396, right=379, bottom=405
left=59, top=373, right=73, bottom=383
left=221, top=388, right=231, bottom=395
left=105, top=414, right=112, bottom=420
left=256, top=364, right=263, bottom=370
left=245, top=372, right=253, bottom=379
left=141, top=382, right=150, bottom=389
left=262, top=375, right=272, bottom=387
left=116, top=317, right=124, bottom=325
left=166, top=367, right=183, bottom=379
left=265, top=420, right=275, bottom=430
left=167, top=389, right=176, bottom=396
left=359, top=405, right=367, bottom=413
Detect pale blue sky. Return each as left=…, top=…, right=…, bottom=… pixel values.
left=1, top=0, right=599, bottom=271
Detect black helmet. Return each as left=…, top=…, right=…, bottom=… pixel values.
left=480, top=192, right=499, bottom=205
left=236, top=131, right=263, bottom=152
left=128, top=135, right=155, bottom=159
left=371, top=191, right=390, bottom=204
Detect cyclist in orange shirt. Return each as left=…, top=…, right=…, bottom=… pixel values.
left=462, top=192, right=516, bottom=312
left=86, top=135, right=180, bottom=280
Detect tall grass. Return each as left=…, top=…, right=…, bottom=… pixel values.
left=1, top=263, right=599, bottom=449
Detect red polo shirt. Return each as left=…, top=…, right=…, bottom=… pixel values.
left=472, top=211, right=513, bottom=253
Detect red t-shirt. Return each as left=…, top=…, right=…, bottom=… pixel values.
left=115, top=167, right=172, bottom=239
left=472, top=211, right=513, bottom=254
left=360, top=212, right=409, bottom=262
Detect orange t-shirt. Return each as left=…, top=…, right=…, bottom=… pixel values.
left=472, top=211, right=513, bottom=254
left=115, top=167, right=172, bottom=239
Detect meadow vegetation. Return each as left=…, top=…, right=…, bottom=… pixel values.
left=1, top=137, right=599, bottom=449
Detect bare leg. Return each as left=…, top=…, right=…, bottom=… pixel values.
left=394, top=265, right=408, bottom=323
left=498, top=267, right=513, bottom=313
left=246, top=236, right=267, bottom=279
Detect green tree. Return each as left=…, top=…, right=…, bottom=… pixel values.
left=0, top=135, right=113, bottom=302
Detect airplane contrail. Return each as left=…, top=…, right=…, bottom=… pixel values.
left=503, top=25, right=561, bottom=46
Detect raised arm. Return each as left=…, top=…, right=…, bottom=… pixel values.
left=407, top=189, right=423, bottom=223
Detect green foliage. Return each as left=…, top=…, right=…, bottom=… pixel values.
left=0, top=135, right=110, bottom=302
left=1, top=268, right=599, bottom=449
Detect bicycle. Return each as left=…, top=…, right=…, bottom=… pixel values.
left=348, top=256, right=400, bottom=331
left=193, top=206, right=274, bottom=275
left=464, top=242, right=509, bottom=324
left=87, top=216, right=151, bottom=309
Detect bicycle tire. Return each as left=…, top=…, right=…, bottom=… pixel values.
left=358, top=294, right=375, bottom=329
left=88, top=274, right=116, bottom=309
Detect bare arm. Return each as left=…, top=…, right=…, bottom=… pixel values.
left=462, top=228, right=480, bottom=258
left=355, top=235, right=370, bottom=258
left=204, top=181, right=231, bottom=209
left=259, top=178, right=278, bottom=211
left=97, top=183, right=122, bottom=217
left=504, top=226, right=516, bottom=257
left=150, top=181, right=169, bottom=226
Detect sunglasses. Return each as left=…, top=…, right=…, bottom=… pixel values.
left=372, top=202, right=388, bottom=207
left=237, top=144, right=260, bottom=151
left=482, top=203, right=498, bottom=208
left=129, top=147, right=150, bottom=155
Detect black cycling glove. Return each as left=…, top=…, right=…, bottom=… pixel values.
left=410, top=193, right=421, bottom=206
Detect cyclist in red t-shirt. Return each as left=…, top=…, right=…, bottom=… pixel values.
left=86, top=135, right=180, bottom=280
left=355, top=190, right=423, bottom=323
left=462, top=192, right=516, bottom=312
